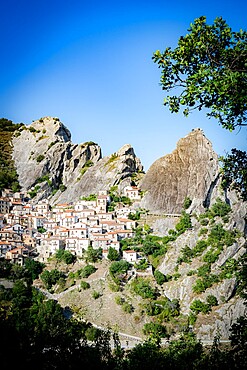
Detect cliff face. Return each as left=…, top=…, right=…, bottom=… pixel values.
left=55, top=143, right=143, bottom=204
left=12, top=117, right=143, bottom=203
left=140, top=128, right=219, bottom=214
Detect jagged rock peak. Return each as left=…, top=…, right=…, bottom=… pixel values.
left=140, top=128, right=219, bottom=214
left=117, top=143, right=135, bottom=156
left=26, top=116, right=71, bottom=142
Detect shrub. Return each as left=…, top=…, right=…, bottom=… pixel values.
left=59, top=184, right=67, bottom=192
left=28, top=185, right=40, bottom=199
left=122, top=302, right=133, bottom=313
left=154, top=270, right=166, bottom=285
left=81, top=193, right=97, bottom=201
left=36, top=154, right=45, bottom=163
left=40, top=269, right=64, bottom=290
left=55, top=250, right=76, bottom=264
left=92, top=290, right=100, bottom=299
left=143, top=322, right=168, bottom=338
left=131, top=277, right=157, bottom=299
left=107, top=247, right=119, bottom=261
left=206, top=295, right=218, bottom=307
left=197, top=263, right=211, bottom=277
left=183, top=197, right=192, bottom=209
left=200, top=218, right=209, bottom=226
left=85, top=246, right=102, bottom=263
left=81, top=264, right=97, bottom=278
left=80, top=281, right=90, bottom=290
left=115, top=295, right=124, bottom=305
left=109, top=260, right=130, bottom=278
left=198, top=227, right=208, bottom=236
left=175, top=211, right=192, bottom=234
left=210, top=198, right=231, bottom=217
left=190, top=299, right=211, bottom=314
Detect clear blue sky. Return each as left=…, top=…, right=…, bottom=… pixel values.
left=1, top=0, right=246, bottom=170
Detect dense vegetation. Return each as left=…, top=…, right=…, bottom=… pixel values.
left=0, top=258, right=247, bottom=369
left=0, top=118, right=23, bottom=192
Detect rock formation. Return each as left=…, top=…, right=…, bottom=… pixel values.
left=140, top=128, right=219, bottom=214
left=12, top=117, right=143, bottom=203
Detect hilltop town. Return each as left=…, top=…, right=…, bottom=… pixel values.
left=0, top=186, right=147, bottom=268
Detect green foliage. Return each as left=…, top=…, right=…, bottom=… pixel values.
left=210, top=198, right=231, bottom=217
left=145, top=297, right=180, bottom=321
left=36, top=154, right=45, bottom=163
left=55, top=249, right=76, bottom=264
left=183, top=197, right=192, bottom=209
left=128, top=211, right=141, bottom=220
left=192, top=274, right=219, bottom=294
left=206, top=295, right=218, bottom=307
left=81, top=193, right=97, bottom=201
left=80, top=160, right=94, bottom=176
left=28, top=185, right=40, bottom=198
left=220, top=149, right=247, bottom=201
left=190, top=299, right=211, bottom=314
left=47, top=140, right=57, bottom=150
left=197, top=263, right=211, bottom=277
left=81, top=141, right=97, bottom=146
left=0, top=118, right=22, bottom=192
left=236, top=253, right=247, bottom=299
left=143, top=322, right=168, bottom=338
left=107, top=247, right=119, bottom=261
left=36, top=174, right=50, bottom=183
left=106, top=153, right=119, bottom=166
left=115, top=295, right=124, bottom=305
left=154, top=269, right=166, bottom=285
left=198, top=227, right=208, bottom=236
left=37, top=226, right=46, bottom=233
left=59, top=184, right=67, bottom=192
left=122, top=302, right=133, bottom=313
left=92, top=290, right=100, bottom=299
left=40, top=269, right=64, bottom=290
left=131, top=277, right=157, bottom=299
left=153, top=16, right=247, bottom=131
left=229, top=316, right=247, bottom=368
left=24, top=258, right=45, bottom=281
left=134, top=258, right=149, bottom=271
left=80, top=264, right=97, bottom=278
left=175, top=211, right=192, bottom=234
left=0, top=266, right=246, bottom=370
left=220, top=258, right=239, bottom=280
left=85, top=246, right=102, bottom=263
left=109, top=260, right=130, bottom=278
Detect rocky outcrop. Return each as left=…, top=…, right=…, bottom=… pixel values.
left=140, top=128, right=219, bottom=214
left=12, top=117, right=143, bottom=203
left=54, top=143, right=143, bottom=204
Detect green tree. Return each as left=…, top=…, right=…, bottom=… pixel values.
left=109, top=260, right=130, bottom=278
left=81, top=264, right=97, bottom=278
left=24, top=258, right=45, bottom=281
left=154, top=269, right=166, bottom=285
left=220, top=149, right=247, bottom=201
left=40, top=269, right=64, bottom=290
left=55, top=249, right=76, bottom=264
left=85, top=246, right=102, bottom=263
left=107, top=247, right=119, bottom=261
left=153, top=16, right=247, bottom=131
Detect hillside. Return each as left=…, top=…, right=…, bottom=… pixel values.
left=1, top=116, right=246, bottom=341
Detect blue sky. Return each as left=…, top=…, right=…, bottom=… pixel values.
left=1, top=0, right=246, bottom=170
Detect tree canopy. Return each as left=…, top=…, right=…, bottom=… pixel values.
left=153, top=16, right=247, bottom=131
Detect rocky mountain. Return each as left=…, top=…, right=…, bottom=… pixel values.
left=8, top=117, right=247, bottom=341
left=11, top=117, right=143, bottom=203
left=140, top=128, right=219, bottom=214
